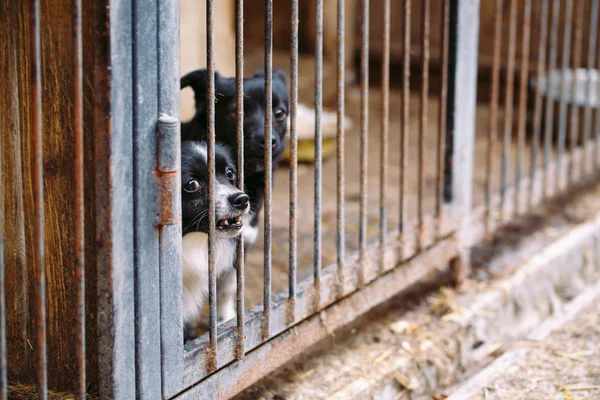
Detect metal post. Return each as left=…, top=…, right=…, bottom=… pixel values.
left=446, top=0, right=479, bottom=283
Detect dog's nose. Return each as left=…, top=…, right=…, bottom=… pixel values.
left=229, top=193, right=249, bottom=210
left=260, top=137, right=278, bottom=149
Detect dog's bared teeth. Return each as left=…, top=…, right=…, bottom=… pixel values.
left=223, top=220, right=230, bottom=227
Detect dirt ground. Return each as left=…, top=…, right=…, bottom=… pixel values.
left=467, top=299, right=600, bottom=400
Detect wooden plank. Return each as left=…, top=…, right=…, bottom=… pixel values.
left=0, top=0, right=32, bottom=384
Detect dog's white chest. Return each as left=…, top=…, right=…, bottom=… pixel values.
left=181, top=232, right=236, bottom=324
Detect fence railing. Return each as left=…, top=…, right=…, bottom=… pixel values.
left=2, top=0, right=599, bottom=399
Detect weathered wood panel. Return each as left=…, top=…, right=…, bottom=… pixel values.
left=1, top=0, right=99, bottom=393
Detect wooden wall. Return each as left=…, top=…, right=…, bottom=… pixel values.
left=0, top=0, right=99, bottom=394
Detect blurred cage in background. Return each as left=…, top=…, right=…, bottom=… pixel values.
left=0, top=0, right=598, bottom=399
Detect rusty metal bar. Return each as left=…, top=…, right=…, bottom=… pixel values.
left=0, top=92, right=5, bottom=400
left=583, top=0, right=599, bottom=176
left=336, top=0, right=345, bottom=297
left=379, top=0, right=390, bottom=273
left=263, top=0, right=273, bottom=340
left=436, top=0, right=450, bottom=238
left=500, top=0, right=518, bottom=221
left=485, top=0, right=503, bottom=238
left=400, top=0, right=410, bottom=248
left=358, top=0, right=369, bottom=286
left=596, top=8, right=600, bottom=173
left=529, top=0, right=550, bottom=210
left=568, top=0, right=584, bottom=183
left=542, top=0, right=560, bottom=198
left=30, top=0, right=47, bottom=397
left=555, top=0, right=574, bottom=192
left=314, top=0, right=323, bottom=288
left=206, top=0, right=218, bottom=370
left=514, top=0, right=532, bottom=216
left=289, top=0, right=298, bottom=315
left=418, top=0, right=430, bottom=249
left=72, top=0, right=86, bottom=396
left=235, top=0, right=245, bottom=359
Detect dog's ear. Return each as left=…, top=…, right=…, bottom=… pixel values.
left=181, top=69, right=222, bottom=115
left=251, top=69, right=287, bottom=84
left=273, top=69, right=287, bottom=85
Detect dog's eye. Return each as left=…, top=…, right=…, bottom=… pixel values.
left=225, top=168, right=235, bottom=182
left=184, top=179, right=200, bottom=193
left=274, top=108, right=287, bottom=122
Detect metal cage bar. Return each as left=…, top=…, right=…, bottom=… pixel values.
left=158, top=0, right=183, bottom=395
left=336, top=0, right=346, bottom=297
left=568, top=0, right=585, bottom=184
left=235, top=0, right=246, bottom=360
left=206, top=0, right=218, bottom=371
left=378, top=0, right=390, bottom=274
left=436, top=0, right=450, bottom=238
left=555, top=0, right=574, bottom=193
left=418, top=0, right=430, bottom=250
left=314, top=0, right=323, bottom=288
left=500, top=0, right=518, bottom=222
left=485, top=0, right=503, bottom=238
left=358, top=0, right=369, bottom=286
left=542, top=0, right=560, bottom=198
left=583, top=0, right=599, bottom=176
left=263, top=0, right=274, bottom=341
left=529, top=0, right=550, bottom=210
left=30, top=0, right=47, bottom=397
left=289, top=0, right=299, bottom=319
left=72, top=0, right=86, bottom=396
left=400, top=0, right=411, bottom=249
left=514, top=0, right=532, bottom=216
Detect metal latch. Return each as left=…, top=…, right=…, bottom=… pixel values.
left=156, top=114, right=181, bottom=226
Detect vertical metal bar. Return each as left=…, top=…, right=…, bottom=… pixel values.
left=0, top=93, right=6, bottom=400
left=400, top=0, right=410, bottom=249
left=30, top=0, right=47, bottom=397
left=263, top=0, right=273, bottom=340
left=542, top=0, right=560, bottom=198
left=379, top=0, right=390, bottom=272
left=555, top=0, right=573, bottom=192
left=436, top=0, right=450, bottom=238
left=500, top=0, right=518, bottom=221
left=206, top=0, right=218, bottom=370
left=358, top=0, right=369, bottom=286
left=418, top=0, right=430, bottom=249
left=596, top=7, right=600, bottom=173
left=514, top=0, right=532, bottom=215
left=336, top=0, right=345, bottom=296
left=72, top=0, right=86, bottom=396
left=485, top=0, right=503, bottom=238
left=529, top=0, right=549, bottom=209
left=446, top=0, right=479, bottom=283
left=568, top=0, right=584, bottom=183
left=289, top=0, right=298, bottom=310
left=583, top=0, right=599, bottom=176
left=235, top=0, right=245, bottom=360
left=96, top=0, right=137, bottom=396
left=132, top=0, right=162, bottom=393
left=314, top=0, right=323, bottom=288
left=157, top=0, right=183, bottom=395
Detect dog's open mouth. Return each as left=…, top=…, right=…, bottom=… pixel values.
left=216, top=215, right=243, bottom=230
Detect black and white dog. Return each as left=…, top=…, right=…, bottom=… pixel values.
left=180, top=69, right=289, bottom=245
left=180, top=141, right=250, bottom=342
